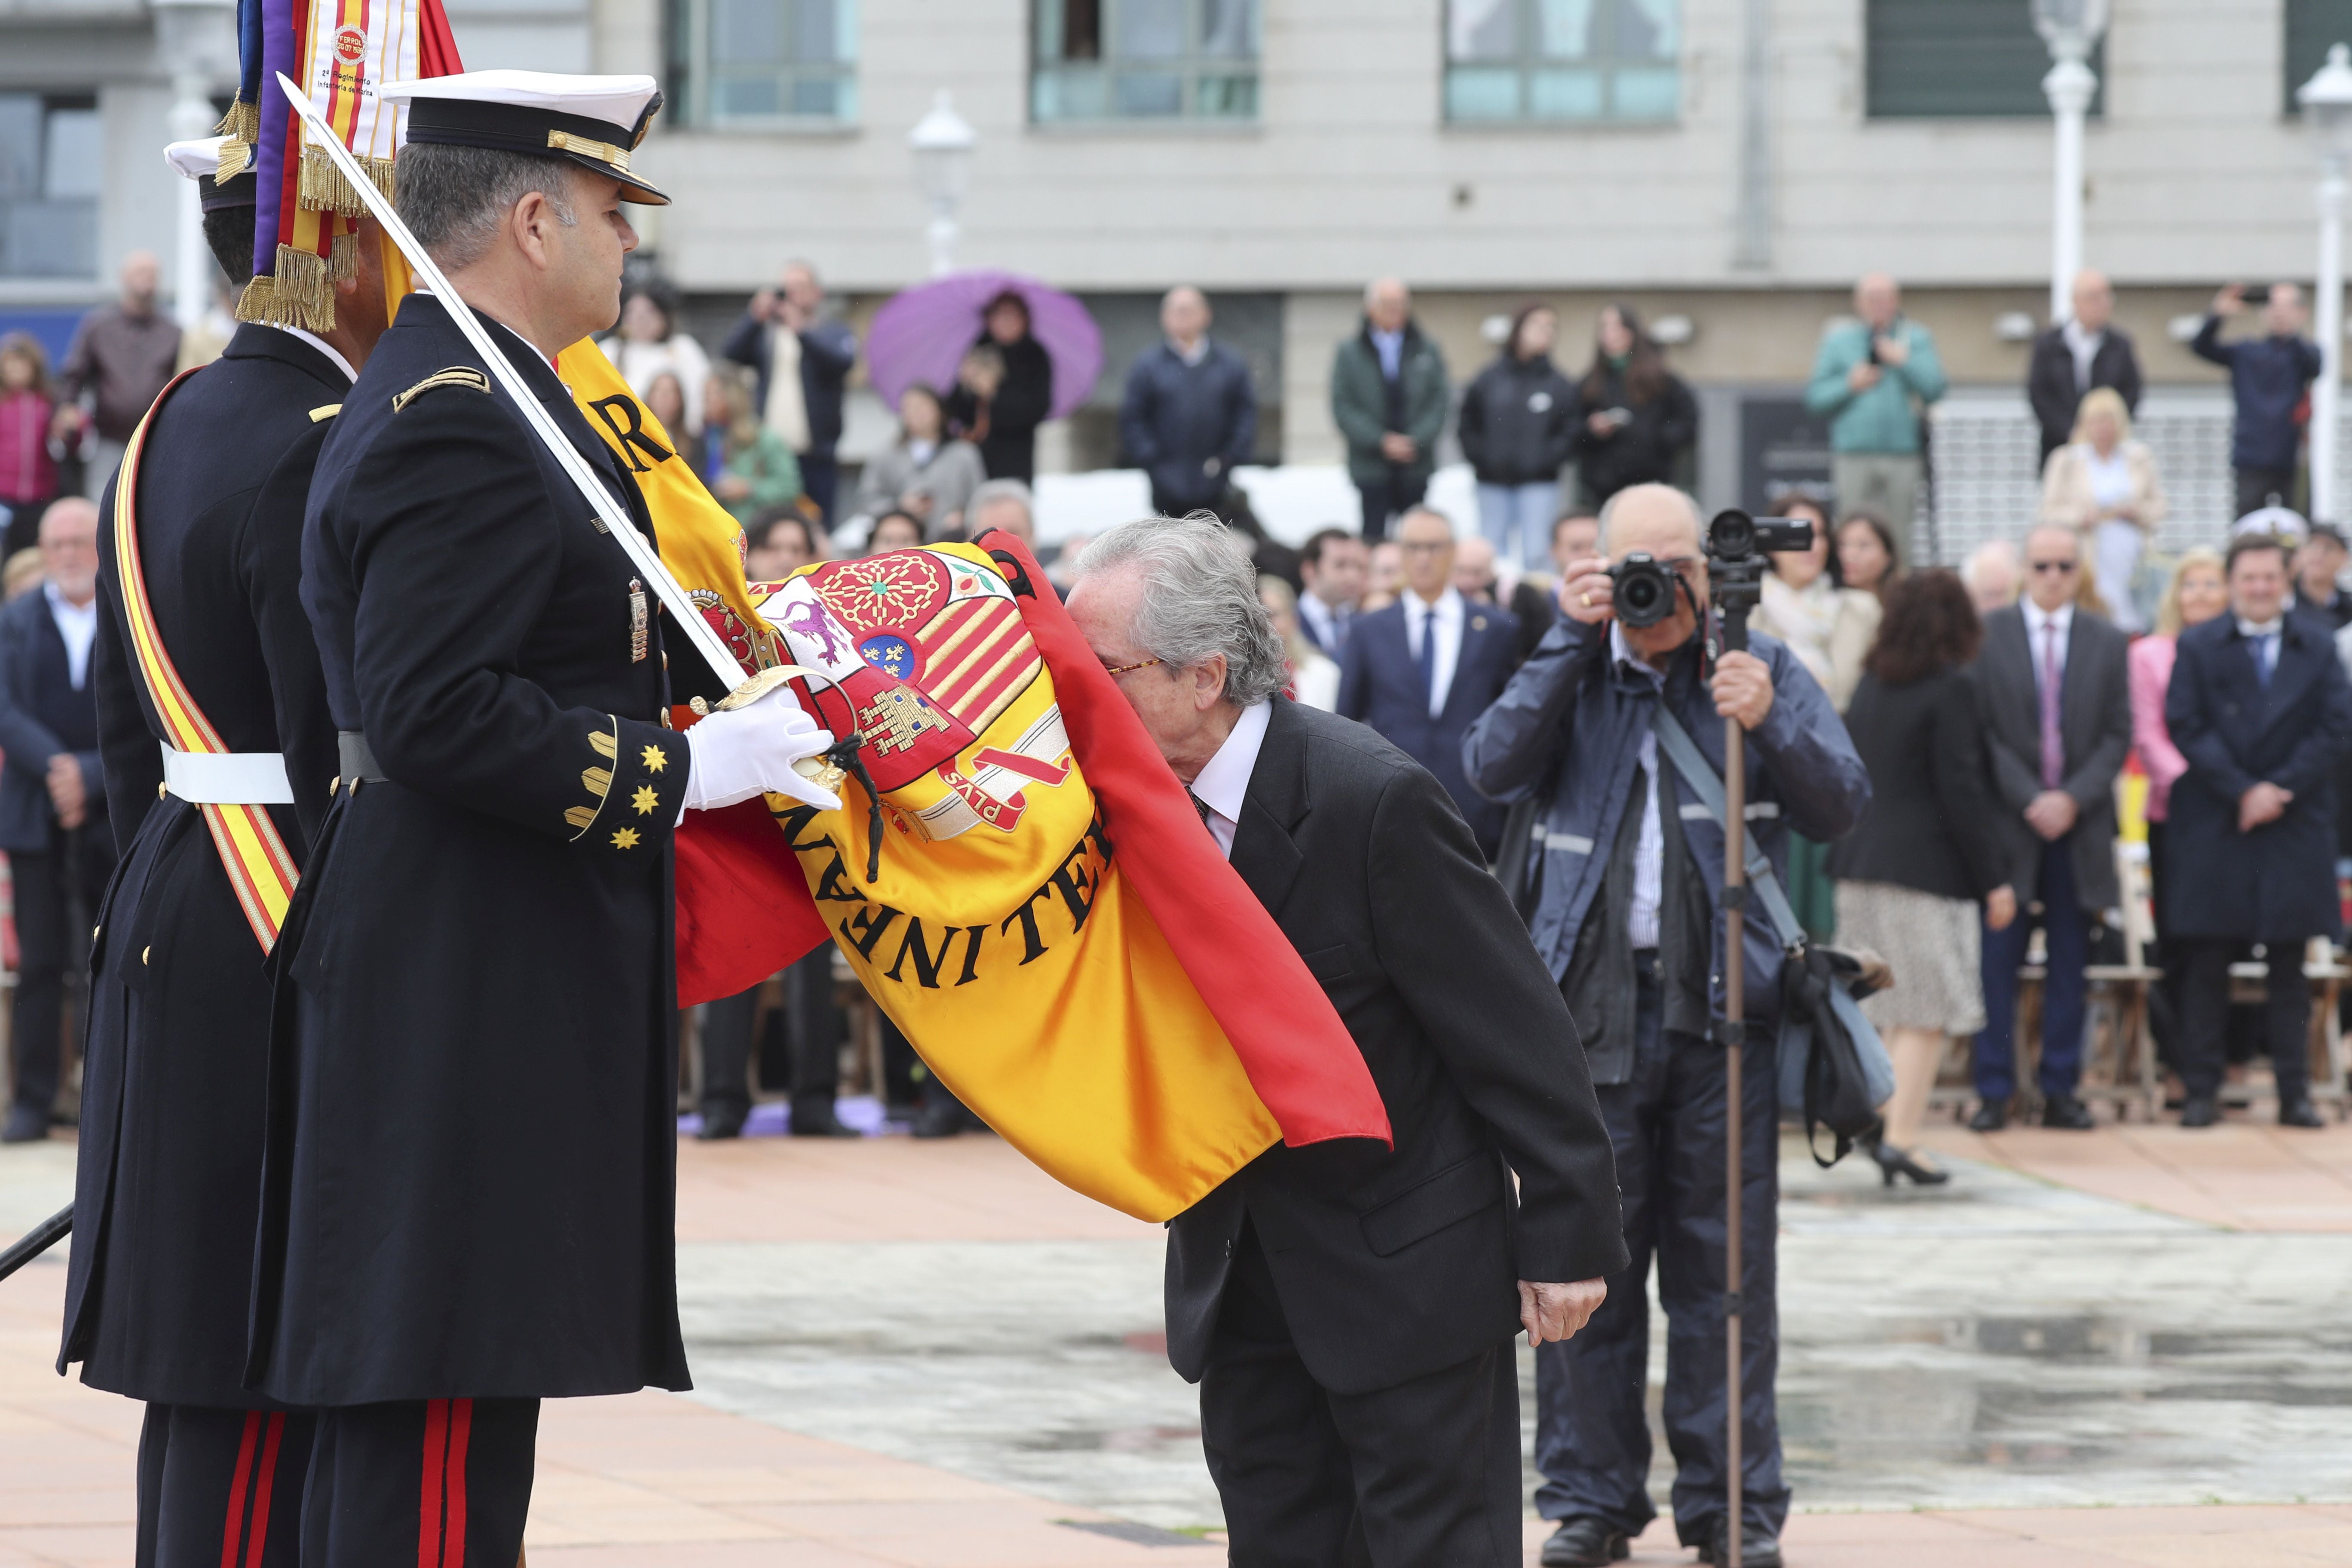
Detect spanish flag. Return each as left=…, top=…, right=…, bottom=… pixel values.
left=559, top=342, right=1390, bottom=1222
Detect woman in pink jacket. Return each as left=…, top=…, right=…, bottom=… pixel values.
left=2131, top=547, right=2229, bottom=1055
left=0, top=334, right=61, bottom=554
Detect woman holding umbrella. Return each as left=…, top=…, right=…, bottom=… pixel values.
left=946, top=291, right=1056, bottom=483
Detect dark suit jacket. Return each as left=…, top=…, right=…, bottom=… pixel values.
left=2027, top=325, right=2143, bottom=464
left=1971, top=603, right=2132, bottom=910
left=1826, top=666, right=2010, bottom=901
left=1335, top=594, right=1518, bottom=853
left=0, top=588, right=104, bottom=854
left=1165, top=699, right=1626, bottom=1397
left=2163, top=610, right=2352, bottom=940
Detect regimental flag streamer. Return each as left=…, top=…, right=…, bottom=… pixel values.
left=564, top=339, right=1391, bottom=1222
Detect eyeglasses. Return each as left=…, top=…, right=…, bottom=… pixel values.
left=1103, top=657, right=1164, bottom=679
left=2029, top=560, right=2079, bottom=575
left=1398, top=541, right=1451, bottom=554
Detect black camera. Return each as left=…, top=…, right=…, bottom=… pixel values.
left=1705, top=508, right=1813, bottom=650
left=1610, top=552, right=1681, bottom=629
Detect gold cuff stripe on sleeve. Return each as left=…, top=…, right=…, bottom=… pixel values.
left=583, top=766, right=612, bottom=797
left=547, top=129, right=630, bottom=173
left=565, top=805, right=598, bottom=829
left=588, top=729, right=618, bottom=760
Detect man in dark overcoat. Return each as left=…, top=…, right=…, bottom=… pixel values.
left=247, top=73, right=838, bottom=1565
left=2163, top=531, right=2352, bottom=1128
left=54, top=133, right=384, bottom=1565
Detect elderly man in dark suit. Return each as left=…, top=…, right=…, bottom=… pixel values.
left=2164, top=533, right=2352, bottom=1128
left=1337, top=506, right=1519, bottom=857
left=1066, top=515, right=1625, bottom=1568
left=0, top=496, right=114, bottom=1144
left=2026, top=269, right=2143, bottom=469
left=1969, top=522, right=2132, bottom=1131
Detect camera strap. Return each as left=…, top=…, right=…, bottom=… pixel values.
left=1649, top=705, right=1806, bottom=956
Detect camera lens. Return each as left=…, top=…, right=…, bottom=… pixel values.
left=1610, top=554, right=1675, bottom=628
left=1708, top=509, right=1755, bottom=560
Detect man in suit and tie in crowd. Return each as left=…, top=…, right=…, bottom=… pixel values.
left=1065, top=516, right=1624, bottom=1566
left=1295, top=526, right=1366, bottom=657
left=2026, top=269, right=2143, bottom=471
left=0, top=497, right=114, bottom=1144
left=1968, top=522, right=2132, bottom=1131
left=2165, top=533, right=2352, bottom=1128
left=1337, top=506, right=1519, bottom=857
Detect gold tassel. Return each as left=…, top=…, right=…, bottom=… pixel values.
left=213, top=98, right=260, bottom=143
left=236, top=246, right=339, bottom=334
left=214, top=139, right=254, bottom=184
left=326, top=227, right=357, bottom=284
left=233, top=274, right=277, bottom=326
left=298, top=144, right=397, bottom=217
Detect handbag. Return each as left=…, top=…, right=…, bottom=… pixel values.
left=1650, top=705, right=1895, bottom=1167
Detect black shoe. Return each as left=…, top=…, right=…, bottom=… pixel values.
left=2041, top=1093, right=2096, bottom=1131
left=1968, top=1101, right=2008, bottom=1133
left=1701, top=1519, right=1784, bottom=1568
left=1538, top=1518, right=1629, bottom=1567
left=0, top=1105, right=47, bottom=1144
left=788, top=1102, right=863, bottom=1138
left=2181, top=1095, right=2220, bottom=1128
left=2280, top=1095, right=2326, bottom=1129
left=1869, top=1140, right=1952, bottom=1187
left=694, top=1109, right=746, bottom=1141
left=911, top=1099, right=968, bottom=1139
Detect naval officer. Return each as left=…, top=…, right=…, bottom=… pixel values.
left=244, top=72, right=838, bottom=1563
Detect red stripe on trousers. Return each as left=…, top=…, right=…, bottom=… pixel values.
left=242, top=1414, right=285, bottom=1568
left=418, top=1400, right=449, bottom=1568
left=220, top=1411, right=263, bottom=1568
left=443, top=1400, right=472, bottom=1567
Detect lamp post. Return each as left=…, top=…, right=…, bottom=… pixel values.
left=909, top=91, right=976, bottom=277
left=2301, top=43, right=2352, bottom=523
left=152, top=0, right=238, bottom=329
left=2033, top=0, right=2109, bottom=325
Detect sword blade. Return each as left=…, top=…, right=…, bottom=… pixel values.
left=0, top=1204, right=72, bottom=1285
left=271, top=72, right=744, bottom=690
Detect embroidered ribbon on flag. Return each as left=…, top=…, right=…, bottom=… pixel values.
left=109, top=372, right=302, bottom=953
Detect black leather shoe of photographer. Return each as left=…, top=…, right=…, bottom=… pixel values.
left=1702, top=1519, right=1784, bottom=1568
left=1538, top=1517, right=1628, bottom=1566
left=1967, top=1100, right=2007, bottom=1133
left=694, top=1109, right=746, bottom=1142
left=2180, top=1095, right=2220, bottom=1128
left=2041, top=1093, right=2096, bottom=1130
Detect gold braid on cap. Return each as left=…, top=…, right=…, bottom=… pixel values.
left=546, top=129, right=631, bottom=173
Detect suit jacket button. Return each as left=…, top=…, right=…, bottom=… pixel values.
left=1225, top=1237, right=1234, bottom=1256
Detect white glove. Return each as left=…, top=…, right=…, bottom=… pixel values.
left=681, top=687, right=842, bottom=813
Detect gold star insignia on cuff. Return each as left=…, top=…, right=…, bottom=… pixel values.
left=632, top=784, right=659, bottom=815
left=642, top=744, right=668, bottom=772
left=611, top=827, right=642, bottom=849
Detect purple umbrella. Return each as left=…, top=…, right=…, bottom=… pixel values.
left=865, top=270, right=1103, bottom=421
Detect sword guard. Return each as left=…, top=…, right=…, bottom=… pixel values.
left=707, top=667, right=850, bottom=792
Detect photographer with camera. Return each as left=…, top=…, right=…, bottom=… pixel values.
left=2193, top=284, right=2323, bottom=517
left=1462, top=484, right=1869, bottom=1568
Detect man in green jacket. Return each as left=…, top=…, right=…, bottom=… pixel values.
left=1804, top=273, right=1946, bottom=564
left=1331, top=278, right=1449, bottom=542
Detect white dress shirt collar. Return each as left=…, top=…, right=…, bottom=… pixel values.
left=43, top=581, right=98, bottom=691
left=2238, top=616, right=2285, bottom=639
left=1188, top=699, right=1273, bottom=859
left=278, top=325, right=359, bottom=385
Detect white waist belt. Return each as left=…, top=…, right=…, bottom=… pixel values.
left=160, top=743, right=294, bottom=805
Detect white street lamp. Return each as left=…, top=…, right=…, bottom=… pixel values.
left=909, top=91, right=976, bottom=278
left=152, top=0, right=238, bottom=330
left=2033, top=0, right=2110, bottom=326
left=2300, top=43, right=2352, bottom=523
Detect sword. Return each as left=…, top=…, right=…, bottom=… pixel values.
left=0, top=1204, right=71, bottom=1285
left=273, top=71, right=747, bottom=692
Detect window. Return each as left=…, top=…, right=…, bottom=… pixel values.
left=1866, top=0, right=2103, bottom=119
left=1443, top=0, right=1680, bottom=125
left=2287, top=0, right=2352, bottom=113
left=0, top=94, right=99, bottom=279
left=668, top=0, right=856, bottom=126
left=1032, top=0, right=1260, bottom=123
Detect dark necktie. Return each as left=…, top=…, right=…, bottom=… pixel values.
left=1418, top=604, right=1438, bottom=715
left=1188, top=789, right=1217, bottom=840
left=2255, top=632, right=2278, bottom=689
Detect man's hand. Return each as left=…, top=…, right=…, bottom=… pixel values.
left=1711, top=650, right=1773, bottom=731
left=2214, top=284, right=2248, bottom=318
left=2241, top=780, right=2294, bottom=832
left=714, top=473, right=752, bottom=502
left=1520, top=1279, right=1607, bottom=1347
left=1558, top=554, right=1613, bottom=625
left=1379, top=431, right=1417, bottom=463
left=900, top=490, right=935, bottom=518
left=750, top=286, right=779, bottom=322
left=2024, top=789, right=2078, bottom=841
left=1846, top=362, right=1882, bottom=393
left=45, top=754, right=84, bottom=829
left=1585, top=410, right=1620, bottom=438
left=1872, top=333, right=1910, bottom=368
left=1985, top=884, right=2018, bottom=931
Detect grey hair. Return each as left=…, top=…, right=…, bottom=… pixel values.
left=395, top=143, right=579, bottom=270
left=1075, top=516, right=1288, bottom=707
left=1597, top=482, right=1703, bottom=553
left=968, top=478, right=1033, bottom=521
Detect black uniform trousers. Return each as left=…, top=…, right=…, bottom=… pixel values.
left=136, top=1404, right=313, bottom=1568
left=1533, top=961, right=1788, bottom=1544
left=7, top=820, right=113, bottom=1121
left=1198, top=1217, right=1522, bottom=1568
left=302, top=1398, right=538, bottom=1568
left=1354, top=469, right=1426, bottom=544
left=698, top=945, right=842, bottom=1127
left=2177, top=937, right=2312, bottom=1102
left=2236, top=466, right=2299, bottom=517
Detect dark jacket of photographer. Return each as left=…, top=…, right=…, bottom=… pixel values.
left=1461, top=614, right=1868, bottom=1083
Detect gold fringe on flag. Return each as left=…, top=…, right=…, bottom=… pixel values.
left=214, top=139, right=256, bottom=184
left=214, top=98, right=260, bottom=143
left=231, top=230, right=355, bottom=335
left=298, top=144, right=397, bottom=218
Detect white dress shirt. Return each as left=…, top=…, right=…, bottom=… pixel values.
left=1188, top=699, right=1273, bottom=860
left=44, top=582, right=98, bottom=691
left=1298, top=590, right=1349, bottom=654
left=1610, top=623, right=1668, bottom=949
left=2061, top=319, right=2105, bottom=396
left=280, top=325, right=359, bottom=385
left=2022, top=599, right=2074, bottom=697
left=1401, top=585, right=1466, bottom=719
left=2239, top=615, right=2285, bottom=680
left=1370, top=327, right=1405, bottom=381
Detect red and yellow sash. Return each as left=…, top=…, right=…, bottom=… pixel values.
left=110, top=370, right=303, bottom=952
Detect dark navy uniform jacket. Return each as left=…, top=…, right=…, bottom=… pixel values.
left=248, top=293, right=696, bottom=1405
left=62, top=324, right=347, bottom=1407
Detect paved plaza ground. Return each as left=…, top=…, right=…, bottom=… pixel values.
left=5, top=1109, right=2352, bottom=1565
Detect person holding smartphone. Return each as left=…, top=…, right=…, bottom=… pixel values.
left=2193, top=282, right=2323, bottom=518
left=1570, top=303, right=1697, bottom=512
left=1804, top=273, right=1948, bottom=566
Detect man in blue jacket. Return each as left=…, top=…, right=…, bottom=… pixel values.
left=0, top=496, right=113, bottom=1142
left=1462, top=484, right=1868, bottom=1568
left=2193, top=284, right=2323, bottom=518
left=1120, top=286, right=1257, bottom=521
left=722, top=260, right=859, bottom=527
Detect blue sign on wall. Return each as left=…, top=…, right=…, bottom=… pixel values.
left=0, top=309, right=89, bottom=370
